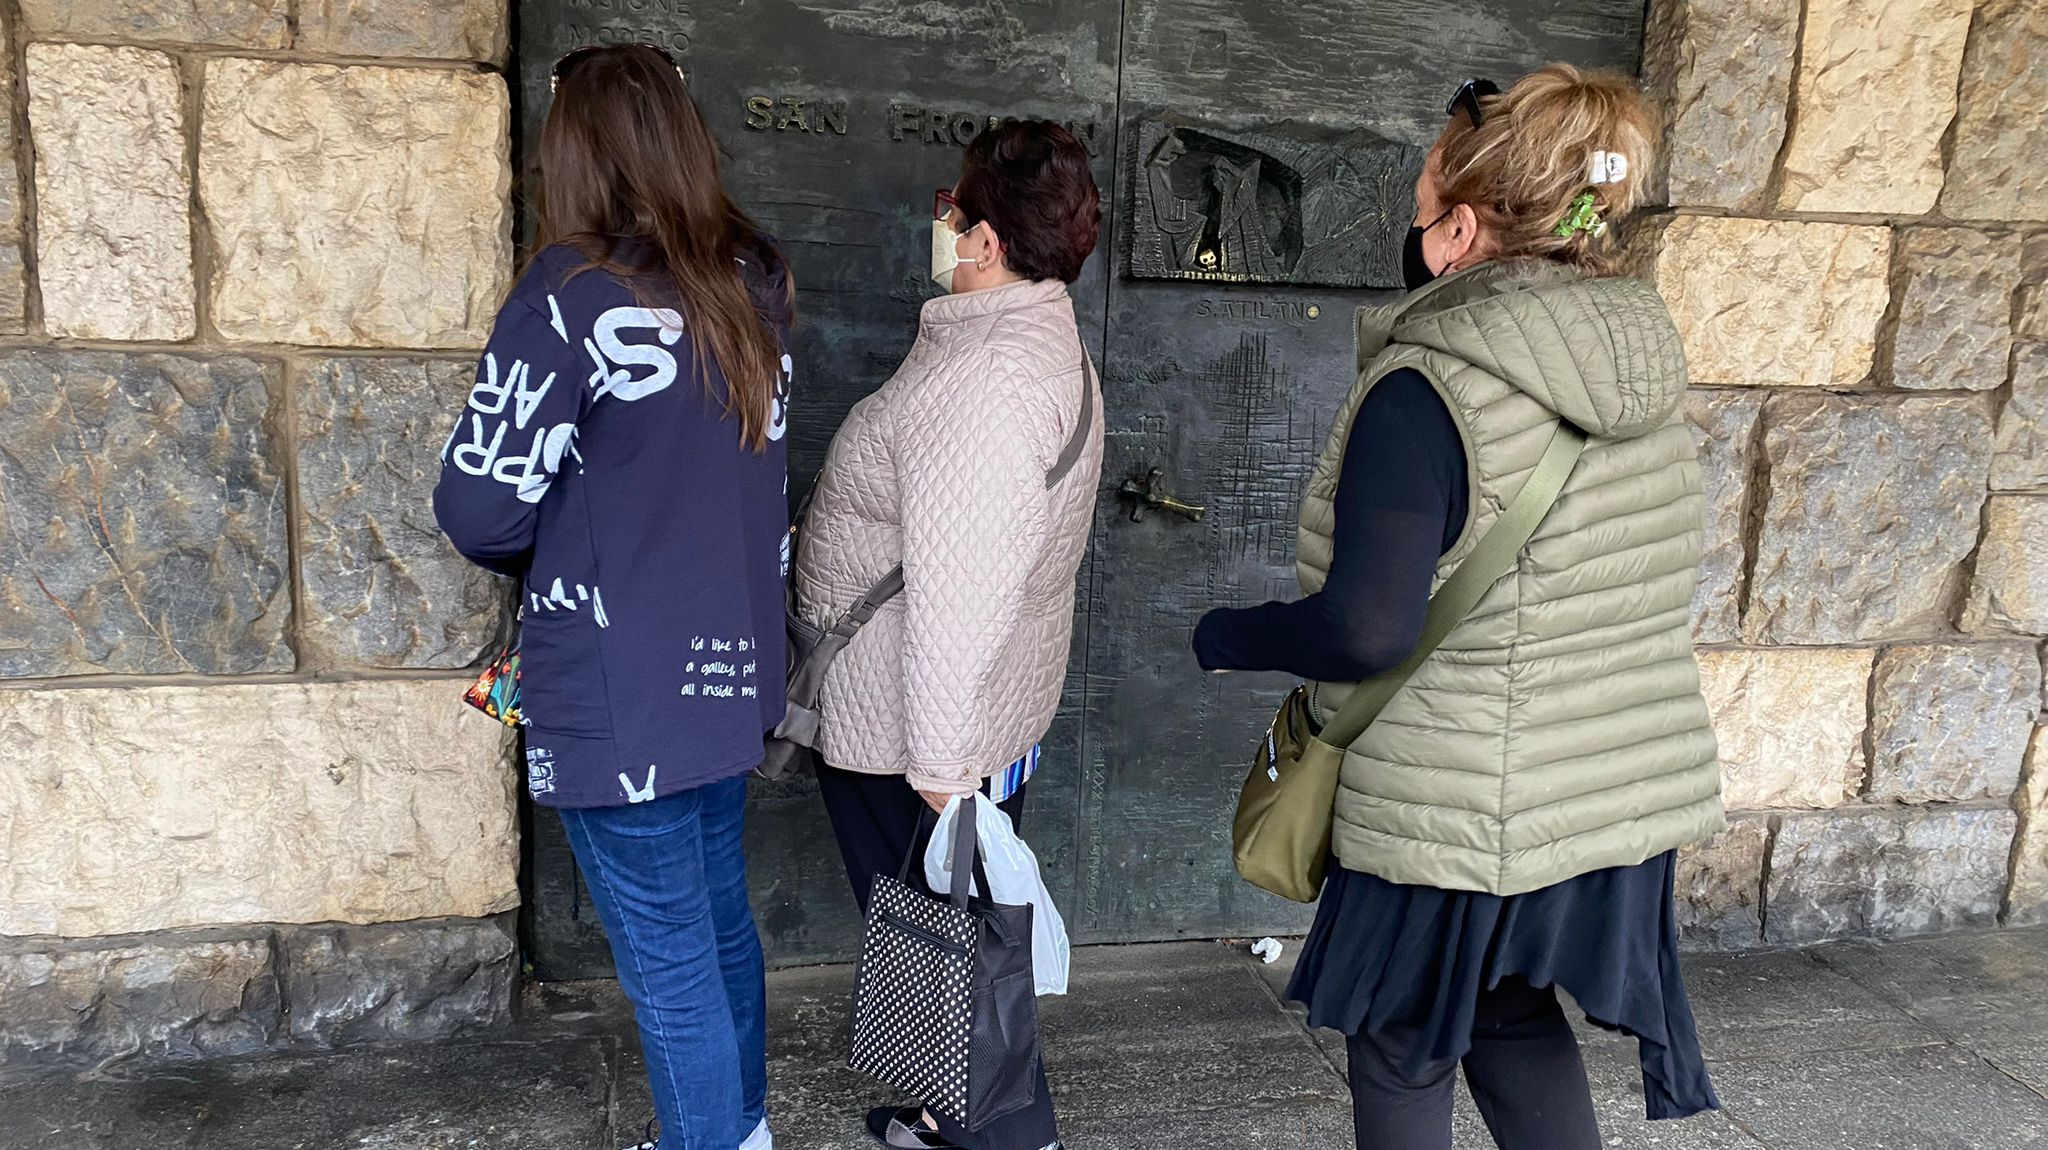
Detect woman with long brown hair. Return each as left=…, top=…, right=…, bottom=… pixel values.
left=434, top=44, right=793, bottom=1150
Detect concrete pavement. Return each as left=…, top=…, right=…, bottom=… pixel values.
left=4, top=928, right=2046, bottom=1149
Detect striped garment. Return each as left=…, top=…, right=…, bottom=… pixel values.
left=987, top=744, right=1040, bottom=804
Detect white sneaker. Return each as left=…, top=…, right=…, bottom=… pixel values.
left=622, top=1118, right=772, bottom=1150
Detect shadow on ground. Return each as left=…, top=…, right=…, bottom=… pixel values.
left=4, top=929, right=2046, bottom=1148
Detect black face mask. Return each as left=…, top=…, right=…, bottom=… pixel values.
left=1402, top=208, right=1455, bottom=291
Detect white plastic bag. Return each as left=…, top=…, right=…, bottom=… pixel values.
left=923, top=793, right=1070, bottom=996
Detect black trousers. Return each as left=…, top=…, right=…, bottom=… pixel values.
left=1346, top=977, right=1602, bottom=1150
left=816, top=763, right=1057, bottom=1150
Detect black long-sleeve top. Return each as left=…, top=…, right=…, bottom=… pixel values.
left=1192, top=368, right=1469, bottom=682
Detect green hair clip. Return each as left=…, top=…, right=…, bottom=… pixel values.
left=1554, top=190, right=1607, bottom=239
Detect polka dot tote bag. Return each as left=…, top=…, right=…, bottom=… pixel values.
left=849, top=799, right=1041, bottom=1131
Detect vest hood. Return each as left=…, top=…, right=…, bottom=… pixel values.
left=1388, top=262, right=1688, bottom=440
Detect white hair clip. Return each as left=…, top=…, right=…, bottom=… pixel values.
left=1588, top=150, right=1629, bottom=185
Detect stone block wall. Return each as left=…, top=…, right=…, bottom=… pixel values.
left=1646, top=0, right=2048, bottom=947
left=0, top=2, right=519, bottom=1074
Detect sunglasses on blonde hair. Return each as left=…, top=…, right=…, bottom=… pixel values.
left=1447, top=78, right=1502, bottom=129
left=550, top=43, right=688, bottom=93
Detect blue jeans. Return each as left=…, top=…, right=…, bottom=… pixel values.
left=560, top=775, right=767, bottom=1149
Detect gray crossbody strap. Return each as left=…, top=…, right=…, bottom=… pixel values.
left=1045, top=355, right=1096, bottom=490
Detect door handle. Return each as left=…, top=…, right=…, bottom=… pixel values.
left=1118, top=468, right=1206, bottom=522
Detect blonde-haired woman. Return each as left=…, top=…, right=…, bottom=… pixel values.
left=1193, top=67, right=1721, bottom=1149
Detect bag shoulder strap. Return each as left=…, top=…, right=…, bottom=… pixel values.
left=1045, top=354, right=1096, bottom=490
left=1319, top=420, right=1590, bottom=749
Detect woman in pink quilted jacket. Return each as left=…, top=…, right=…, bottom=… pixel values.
left=794, top=120, right=1105, bottom=1150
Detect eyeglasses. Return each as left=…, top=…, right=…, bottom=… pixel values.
left=1446, top=78, right=1501, bottom=129
left=550, top=43, right=688, bottom=93
left=933, top=188, right=963, bottom=222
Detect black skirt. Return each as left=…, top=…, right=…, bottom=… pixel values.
left=1287, top=852, right=1718, bottom=1120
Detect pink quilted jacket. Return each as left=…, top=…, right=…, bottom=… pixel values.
left=795, top=278, right=1104, bottom=794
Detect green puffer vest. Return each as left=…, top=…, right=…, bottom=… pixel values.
left=1299, top=261, right=1724, bottom=896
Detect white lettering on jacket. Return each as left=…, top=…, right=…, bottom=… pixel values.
left=620, top=764, right=658, bottom=803
left=586, top=307, right=685, bottom=402
left=768, top=352, right=792, bottom=442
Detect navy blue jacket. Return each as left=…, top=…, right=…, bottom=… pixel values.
left=435, top=238, right=792, bottom=808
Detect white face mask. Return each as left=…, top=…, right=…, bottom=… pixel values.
left=930, top=218, right=978, bottom=292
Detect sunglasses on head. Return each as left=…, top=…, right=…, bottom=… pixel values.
left=1447, top=78, right=1501, bottom=129
left=550, top=43, right=687, bottom=93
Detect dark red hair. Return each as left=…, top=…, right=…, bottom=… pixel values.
left=954, top=121, right=1100, bottom=284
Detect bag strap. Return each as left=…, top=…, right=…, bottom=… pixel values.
left=894, top=796, right=982, bottom=911
left=1045, top=355, right=1096, bottom=490
left=828, top=566, right=906, bottom=640
left=1318, top=420, right=1589, bottom=749
left=811, top=350, right=1097, bottom=627
left=947, top=796, right=979, bottom=909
